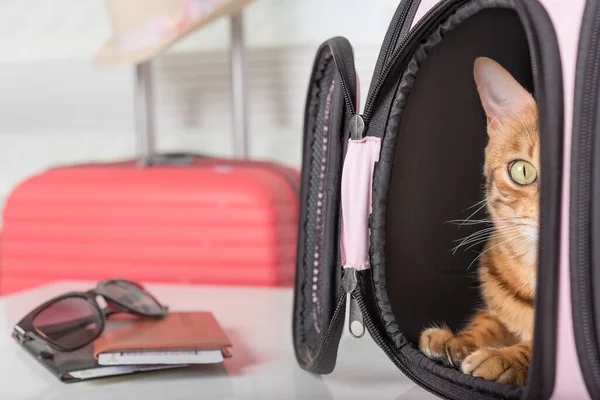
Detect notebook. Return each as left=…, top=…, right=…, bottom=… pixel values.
left=93, top=311, right=232, bottom=366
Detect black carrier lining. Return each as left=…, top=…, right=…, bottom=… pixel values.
left=293, top=38, right=353, bottom=373
left=377, top=1, right=533, bottom=348
left=369, top=0, right=562, bottom=399
left=300, top=52, right=338, bottom=352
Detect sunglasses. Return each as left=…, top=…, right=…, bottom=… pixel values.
left=12, top=279, right=167, bottom=352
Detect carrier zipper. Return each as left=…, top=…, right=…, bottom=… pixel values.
left=336, top=67, right=357, bottom=117
left=306, top=293, right=347, bottom=372
left=362, top=0, right=469, bottom=123
left=350, top=282, right=455, bottom=400
left=341, top=0, right=418, bottom=135
left=349, top=115, right=366, bottom=140
left=342, top=269, right=366, bottom=338
left=342, top=270, right=461, bottom=399
left=338, top=4, right=466, bottom=394
left=572, top=0, right=600, bottom=393
left=381, top=0, right=418, bottom=68
left=369, top=0, right=419, bottom=102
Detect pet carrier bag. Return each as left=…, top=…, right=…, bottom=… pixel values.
left=292, top=0, right=600, bottom=399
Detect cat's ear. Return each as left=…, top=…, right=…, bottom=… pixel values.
left=474, top=57, right=534, bottom=124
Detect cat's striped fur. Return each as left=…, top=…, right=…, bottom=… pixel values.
left=419, top=57, right=539, bottom=387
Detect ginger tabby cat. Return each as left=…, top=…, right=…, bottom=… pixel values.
left=419, top=57, right=539, bottom=387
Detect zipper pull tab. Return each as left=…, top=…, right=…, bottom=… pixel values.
left=349, top=297, right=365, bottom=338
left=349, top=114, right=366, bottom=140
left=342, top=269, right=366, bottom=338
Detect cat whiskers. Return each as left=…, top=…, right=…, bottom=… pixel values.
left=462, top=228, right=522, bottom=253
left=451, top=225, right=521, bottom=255
left=457, top=200, right=489, bottom=227
left=447, top=216, right=527, bottom=226
left=467, top=232, right=526, bottom=270
left=452, top=226, right=498, bottom=253
left=463, top=198, right=488, bottom=211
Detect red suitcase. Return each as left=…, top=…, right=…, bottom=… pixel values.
left=0, top=58, right=300, bottom=294
left=0, top=155, right=299, bottom=294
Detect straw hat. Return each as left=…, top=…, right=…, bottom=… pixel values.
left=94, top=0, right=253, bottom=68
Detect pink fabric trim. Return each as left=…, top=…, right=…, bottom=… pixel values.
left=540, top=0, right=590, bottom=398
left=340, top=136, right=381, bottom=271
left=410, top=0, right=439, bottom=30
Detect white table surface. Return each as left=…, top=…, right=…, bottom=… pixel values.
left=0, top=281, right=435, bottom=400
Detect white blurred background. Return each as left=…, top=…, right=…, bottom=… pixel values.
left=0, top=0, right=399, bottom=214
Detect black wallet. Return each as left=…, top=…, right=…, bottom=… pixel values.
left=13, top=329, right=184, bottom=383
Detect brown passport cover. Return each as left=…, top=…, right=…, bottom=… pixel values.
left=93, top=311, right=232, bottom=359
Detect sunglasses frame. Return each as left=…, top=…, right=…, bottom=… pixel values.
left=13, top=279, right=167, bottom=352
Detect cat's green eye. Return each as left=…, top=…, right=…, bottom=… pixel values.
left=508, top=160, right=537, bottom=186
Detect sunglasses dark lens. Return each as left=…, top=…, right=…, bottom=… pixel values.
left=33, top=297, right=102, bottom=350
left=104, top=281, right=163, bottom=316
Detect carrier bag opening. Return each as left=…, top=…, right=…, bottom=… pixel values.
left=369, top=1, right=562, bottom=399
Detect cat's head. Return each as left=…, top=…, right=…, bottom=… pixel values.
left=474, top=57, right=539, bottom=267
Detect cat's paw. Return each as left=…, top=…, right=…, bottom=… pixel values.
left=419, top=327, right=473, bottom=367
left=461, top=347, right=528, bottom=386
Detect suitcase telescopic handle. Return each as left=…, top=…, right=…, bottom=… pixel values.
left=134, top=61, right=155, bottom=167
left=133, top=12, right=249, bottom=167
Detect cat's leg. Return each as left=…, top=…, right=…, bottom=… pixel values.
left=419, top=311, right=516, bottom=367
left=461, top=341, right=531, bottom=386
